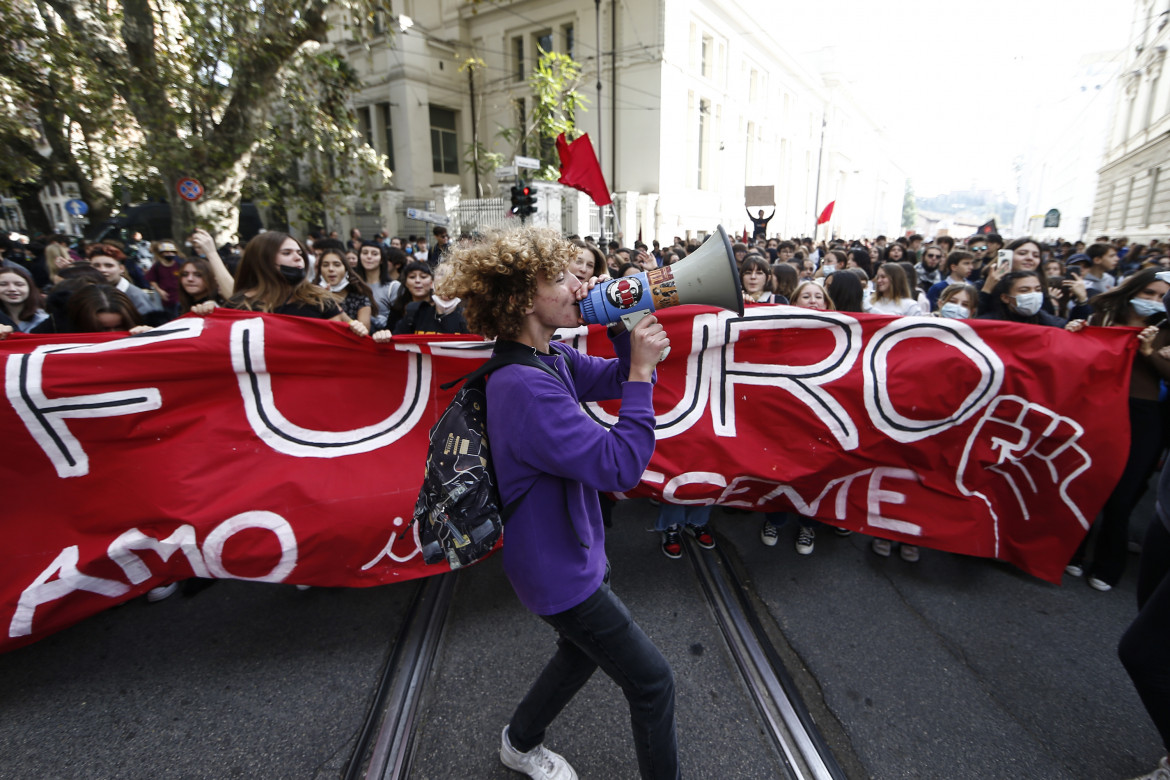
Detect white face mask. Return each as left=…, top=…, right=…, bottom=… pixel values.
left=940, top=302, right=969, bottom=319
left=1013, top=291, right=1044, bottom=316
left=1131, top=298, right=1165, bottom=318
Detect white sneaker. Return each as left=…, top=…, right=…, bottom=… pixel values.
left=1064, top=563, right=1084, bottom=577
left=1128, top=756, right=1170, bottom=780
left=500, top=726, right=578, bottom=780
left=146, top=583, right=178, bottom=602
left=1087, top=577, right=1113, bottom=592
left=871, top=538, right=892, bottom=557
left=760, top=523, right=779, bottom=546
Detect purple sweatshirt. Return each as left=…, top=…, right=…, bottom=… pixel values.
left=486, top=333, right=656, bottom=615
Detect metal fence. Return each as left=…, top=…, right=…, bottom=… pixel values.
left=452, top=197, right=510, bottom=236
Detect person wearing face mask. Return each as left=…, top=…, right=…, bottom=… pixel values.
left=979, top=271, right=1071, bottom=327
left=932, top=284, right=979, bottom=320
left=314, top=249, right=374, bottom=331
left=223, top=232, right=368, bottom=336
left=1118, top=286, right=1170, bottom=780
left=377, top=260, right=467, bottom=336
left=1064, top=269, right=1170, bottom=593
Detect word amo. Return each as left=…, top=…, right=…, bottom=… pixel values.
left=10, top=511, right=297, bottom=638
left=567, top=309, right=1004, bottom=450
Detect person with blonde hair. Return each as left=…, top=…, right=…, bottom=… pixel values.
left=440, top=226, right=678, bottom=780
left=864, top=263, right=920, bottom=316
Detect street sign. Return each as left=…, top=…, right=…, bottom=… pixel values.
left=176, top=178, right=204, bottom=202
left=1044, top=208, right=1060, bottom=228
left=497, top=165, right=518, bottom=178
left=64, top=199, right=88, bottom=217
left=514, top=155, right=540, bottom=170
left=405, top=208, right=450, bottom=227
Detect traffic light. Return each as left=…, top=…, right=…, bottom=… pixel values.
left=519, top=184, right=537, bottom=218
left=509, top=184, right=524, bottom=216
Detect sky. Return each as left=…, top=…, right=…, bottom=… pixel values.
left=763, top=0, right=1134, bottom=198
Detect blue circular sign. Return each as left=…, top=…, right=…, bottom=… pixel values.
left=65, top=199, right=88, bottom=216
left=176, top=178, right=204, bottom=202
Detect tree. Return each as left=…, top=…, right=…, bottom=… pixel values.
left=497, top=48, right=588, bottom=182
left=0, top=0, right=390, bottom=241
left=901, top=181, right=918, bottom=231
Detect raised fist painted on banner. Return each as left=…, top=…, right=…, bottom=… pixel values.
left=956, top=395, right=1093, bottom=554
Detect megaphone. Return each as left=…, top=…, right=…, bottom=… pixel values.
left=579, top=225, right=744, bottom=332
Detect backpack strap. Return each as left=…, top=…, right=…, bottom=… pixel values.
left=439, top=339, right=568, bottom=391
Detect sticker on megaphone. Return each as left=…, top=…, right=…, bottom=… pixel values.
left=579, top=266, right=680, bottom=329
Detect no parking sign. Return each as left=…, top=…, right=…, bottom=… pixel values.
left=176, top=178, right=203, bottom=202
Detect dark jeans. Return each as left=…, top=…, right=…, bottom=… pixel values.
left=1119, top=518, right=1170, bottom=753
left=1076, top=398, right=1165, bottom=585
left=509, top=581, right=680, bottom=779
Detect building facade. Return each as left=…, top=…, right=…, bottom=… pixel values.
left=330, top=0, right=904, bottom=244
left=1090, top=0, right=1170, bottom=242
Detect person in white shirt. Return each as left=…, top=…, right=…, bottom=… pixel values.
left=863, top=263, right=921, bottom=316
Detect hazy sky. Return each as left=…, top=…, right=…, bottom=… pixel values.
left=765, top=0, right=1134, bottom=198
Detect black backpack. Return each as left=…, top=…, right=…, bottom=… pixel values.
left=413, top=340, right=571, bottom=569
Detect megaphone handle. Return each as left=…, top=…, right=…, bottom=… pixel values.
left=620, top=310, right=670, bottom=363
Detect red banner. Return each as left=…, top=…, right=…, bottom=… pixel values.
left=0, top=307, right=1136, bottom=651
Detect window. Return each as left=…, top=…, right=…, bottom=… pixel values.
left=516, top=98, right=527, bottom=157
left=360, top=106, right=374, bottom=148
left=513, top=36, right=524, bottom=82
left=534, top=30, right=553, bottom=73
left=430, top=106, right=458, bottom=175
left=381, top=103, right=395, bottom=171
left=701, top=34, right=712, bottom=78
left=697, top=98, right=710, bottom=189
left=563, top=24, right=574, bottom=59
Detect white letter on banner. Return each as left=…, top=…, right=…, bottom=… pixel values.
left=862, top=318, right=1003, bottom=443
left=579, top=312, right=735, bottom=440
left=201, top=511, right=298, bottom=582
left=662, top=471, right=727, bottom=505
left=759, top=469, right=872, bottom=520
left=107, top=526, right=211, bottom=584
left=10, top=545, right=130, bottom=638
left=230, top=318, right=429, bottom=457
left=866, top=468, right=922, bottom=536
left=718, top=308, right=862, bottom=450
left=4, top=320, right=205, bottom=478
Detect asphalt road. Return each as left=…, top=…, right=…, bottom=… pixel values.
left=0, top=492, right=1159, bottom=779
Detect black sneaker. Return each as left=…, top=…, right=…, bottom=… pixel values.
left=795, top=526, right=815, bottom=555
left=661, top=526, right=683, bottom=559
left=688, top=524, right=715, bottom=549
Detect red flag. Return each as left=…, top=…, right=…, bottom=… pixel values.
left=743, top=228, right=750, bottom=243
left=817, top=201, right=836, bottom=225
left=556, top=133, right=612, bottom=206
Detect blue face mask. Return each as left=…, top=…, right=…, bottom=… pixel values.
left=1131, top=298, right=1165, bottom=318
left=940, top=302, right=969, bottom=319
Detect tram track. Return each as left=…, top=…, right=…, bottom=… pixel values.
left=346, top=530, right=844, bottom=780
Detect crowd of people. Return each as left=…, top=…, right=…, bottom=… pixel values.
left=2, top=222, right=1169, bottom=780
